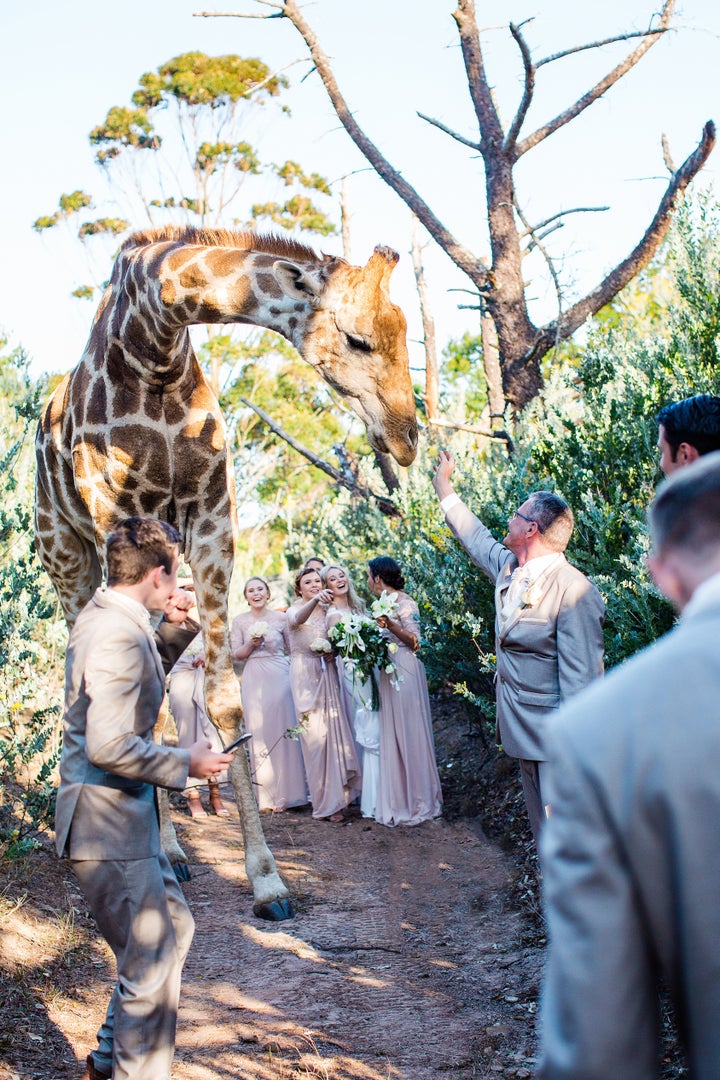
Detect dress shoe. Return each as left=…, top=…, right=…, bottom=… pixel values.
left=81, top=1053, right=111, bottom=1079
left=187, top=790, right=207, bottom=820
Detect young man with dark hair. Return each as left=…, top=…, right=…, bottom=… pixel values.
left=55, top=517, right=234, bottom=1080
left=538, top=452, right=720, bottom=1078
left=657, top=393, right=720, bottom=475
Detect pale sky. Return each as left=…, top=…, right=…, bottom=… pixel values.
left=2, top=0, right=719, bottom=380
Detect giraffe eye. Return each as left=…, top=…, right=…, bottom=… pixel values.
left=345, top=333, right=372, bottom=353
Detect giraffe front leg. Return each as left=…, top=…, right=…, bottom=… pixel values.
left=191, top=552, right=294, bottom=920
left=153, top=696, right=190, bottom=881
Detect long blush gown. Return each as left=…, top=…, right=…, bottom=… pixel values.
left=168, top=638, right=227, bottom=788
left=375, top=592, right=443, bottom=827
left=231, top=610, right=308, bottom=812
left=287, top=601, right=361, bottom=819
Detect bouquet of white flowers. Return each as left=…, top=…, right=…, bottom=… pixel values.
left=328, top=612, right=399, bottom=710
left=309, top=637, right=333, bottom=654
left=369, top=589, right=399, bottom=620
left=248, top=620, right=269, bottom=639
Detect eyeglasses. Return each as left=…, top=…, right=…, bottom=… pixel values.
left=512, top=510, right=536, bottom=524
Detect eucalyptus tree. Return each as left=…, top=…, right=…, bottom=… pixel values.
left=34, top=51, right=336, bottom=301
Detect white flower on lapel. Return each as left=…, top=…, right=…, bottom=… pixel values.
left=520, top=581, right=544, bottom=609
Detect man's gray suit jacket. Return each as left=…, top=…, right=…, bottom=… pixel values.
left=55, top=589, right=198, bottom=861
left=538, top=599, right=720, bottom=1080
left=444, top=500, right=604, bottom=761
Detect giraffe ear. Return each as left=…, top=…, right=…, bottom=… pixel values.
left=272, top=260, right=324, bottom=308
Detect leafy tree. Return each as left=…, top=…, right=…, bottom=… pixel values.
left=34, top=51, right=337, bottom=300
left=0, top=343, right=63, bottom=859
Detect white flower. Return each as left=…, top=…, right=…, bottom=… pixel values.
left=388, top=642, right=399, bottom=654
left=385, top=663, right=395, bottom=673
left=370, top=590, right=399, bottom=619
left=310, top=637, right=332, bottom=653
left=520, top=582, right=544, bottom=608
left=249, top=620, right=270, bottom=639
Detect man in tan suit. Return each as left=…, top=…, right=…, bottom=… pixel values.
left=55, top=517, right=233, bottom=1080
left=432, top=451, right=604, bottom=842
left=538, top=452, right=720, bottom=1079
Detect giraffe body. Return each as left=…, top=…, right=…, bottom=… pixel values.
left=35, top=226, right=417, bottom=918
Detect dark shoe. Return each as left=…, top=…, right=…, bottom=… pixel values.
left=208, top=783, right=230, bottom=817
left=81, top=1053, right=111, bottom=1079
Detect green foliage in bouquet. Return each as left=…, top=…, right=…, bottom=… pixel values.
left=327, top=612, right=399, bottom=711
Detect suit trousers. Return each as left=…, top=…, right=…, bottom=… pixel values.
left=72, top=852, right=195, bottom=1080
left=518, top=759, right=549, bottom=846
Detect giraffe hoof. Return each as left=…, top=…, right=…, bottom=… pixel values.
left=254, top=897, right=295, bottom=921
left=173, top=862, right=192, bottom=883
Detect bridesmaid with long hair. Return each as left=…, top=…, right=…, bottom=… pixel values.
left=322, top=564, right=380, bottom=819
left=231, top=577, right=307, bottom=812
left=287, top=566, right=361, bottom=822
left=367, top=556, right=443, bottom=827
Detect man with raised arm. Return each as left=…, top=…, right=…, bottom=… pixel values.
left=432, top=450, right=604, bottom=843
left=55, top=517, right=234, bottom=1080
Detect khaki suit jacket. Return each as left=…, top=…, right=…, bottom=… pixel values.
left=444, top=500, right=604, bottom=760
left=538, top=600, right=720, bottom=1079
left=55, top=589, right=198, bottom=860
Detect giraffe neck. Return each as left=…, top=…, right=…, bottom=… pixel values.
left=130, top=244, right=314, bottom=351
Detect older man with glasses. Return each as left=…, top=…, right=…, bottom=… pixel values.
left=432, top=450, right=605, bottom=843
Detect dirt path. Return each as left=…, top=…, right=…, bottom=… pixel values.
left=0, top=792, right=543, bottom=1080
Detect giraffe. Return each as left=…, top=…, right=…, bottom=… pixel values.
left=35, top=225, right=417, bottom=920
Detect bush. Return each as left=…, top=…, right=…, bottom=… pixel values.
left=0, top=344, right=63, bottom=858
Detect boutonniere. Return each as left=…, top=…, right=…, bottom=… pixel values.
left=520, top=581, right=544, bottom=609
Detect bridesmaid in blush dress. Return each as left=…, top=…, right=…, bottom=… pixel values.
left=367, top=556, right=443, bottom=827
left=231, top=577, right=307, bottom=812
left=287, top=566, right=361, bottom=823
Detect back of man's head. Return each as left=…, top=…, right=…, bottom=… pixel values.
left=657, top=394, right=720, bottom=457
left=106, top=517, right=181, bottom=587
left=650, top=452, right=720, bottom=560
left=527, top=491, right=574, bottom=552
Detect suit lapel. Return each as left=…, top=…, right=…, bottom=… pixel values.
left=91, top=590, right=166, bottom=683
left=498, top=555, right=565, bottom=643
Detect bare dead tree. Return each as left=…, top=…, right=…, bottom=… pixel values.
left=411, top=216, right=440, bottom=423
left=196, top=0, right=716, bottom=412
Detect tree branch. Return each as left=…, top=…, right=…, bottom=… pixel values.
left=238, top=397, right=402, bottom=516
left=515, top=0, right=676, bottom=159
left=518, top=205, right=610, bottom=239
left=536, top=29, right=667, bottom=68
left=504, top=21, right=535, bottom=152
left=428, top=415, right=514, bottom=453
left=533, top=120, right=716, bottom=355
left=275, top=0, right=489, bottom=284
left=417, top=112, right=481, bottom=151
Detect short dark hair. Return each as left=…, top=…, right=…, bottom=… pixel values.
left=650, top=451, right=720, bottom=557
left=525, top=491, right=574, bottom=552
left=106, top=517, right=181, bottom=586
left=368, top=556, right=405, bottom=591
left=657, top=395, right=720, bottom=457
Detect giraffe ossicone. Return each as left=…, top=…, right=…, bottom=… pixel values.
left=35, top=225, right=418, bottom=919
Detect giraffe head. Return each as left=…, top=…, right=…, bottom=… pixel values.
left=272, top=245, right=418, bottom=466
